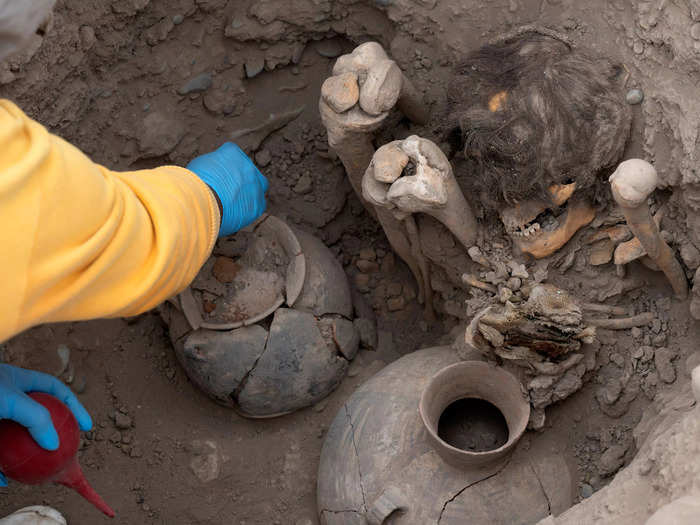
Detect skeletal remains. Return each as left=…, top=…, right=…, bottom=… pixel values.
left=321, top=31, right=689, bottom=316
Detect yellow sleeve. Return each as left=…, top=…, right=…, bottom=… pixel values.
left=0, top=99, right=220, bottom=342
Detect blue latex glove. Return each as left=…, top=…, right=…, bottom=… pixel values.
left=0, top=364, right=92, bottom=487
left=187, top=142, right=269, bottom=237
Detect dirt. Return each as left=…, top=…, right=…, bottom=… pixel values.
left=2, top=0, right=700, bottom=524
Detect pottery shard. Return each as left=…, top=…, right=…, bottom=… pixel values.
left=321, top=72, right=360, bottom=113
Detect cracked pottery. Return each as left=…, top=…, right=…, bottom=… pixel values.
left=317, top=347, right=573, bottom=525
left=160, top=215, right=358, bottom=418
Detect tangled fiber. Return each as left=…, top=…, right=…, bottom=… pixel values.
left=444, top=30, right=631, bottom=208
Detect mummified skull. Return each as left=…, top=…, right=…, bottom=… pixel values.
left=444, top=29, right=631, bottom=258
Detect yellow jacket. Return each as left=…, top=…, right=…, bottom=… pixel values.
left=0, top=100, right=220, bottom=342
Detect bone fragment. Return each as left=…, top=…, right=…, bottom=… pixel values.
left=365, top=136, right=478, bottom=251
left=610, top=160, right=688, bottom=298
left=468, top=246, right=492, bottom=269
left=461, top=273, right=498, bottom=294
left=230, top=106, right=304, bottom=153
left=581, top=303, right=628, bottom=316
left=586, top=312, right=655, bottom=329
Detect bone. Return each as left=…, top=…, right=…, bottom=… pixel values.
left=613, top=209, right=663, bottom=265
left=586, top=312, right=655, bottom=329
left=461, top=273, right=498, bottom=294
left=364, top=136, right=478, bottom=251
left=581, top=303, right=628, bottom=316
left=609, top=160, right=688, bottom=299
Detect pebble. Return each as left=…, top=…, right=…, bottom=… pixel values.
left=506, top=277, right=521, bottom=291
left=172, top=14, right=184, bottom=25
left=633, top=41, right=645, bottom=55
left=508, top=261, right=529, bottom=279
left=115, top=412, right=132, bottom=430
left=359, top=247, right=377, bottom=261
left=580, top=484, right=594, bottom=499
left=178, top=72, right=212, bottom=95
left=499, top=286, right=513, bottom=303
left=652, top=334, right=666, bottom=346
left=610, top=352, right=625, bottom=367
left=387, top=282, right=402, bottom=297
left=354, top=273, right=370, bottom=292
left=381, top=253, right=395, bottom=273
left=692, top=23, right=700, bottom=40
left=600, top=378, right=622, bottom=405
left=316, top=39, right=343, bottom=58
left=630, top=327, right=642, bottom=339
left=626, top=88, right=644, bottom=105
left=293, top=173, right=313, bottom=195
left=245, top=56, right=265, bottom=78
left=109, top=431, right=122, bottom=444
left=641, top=346, right=655, bottom=363
left=680, top=242, right=700, bottom=270
left=255, top=149, right=272, bottom=167
left=356, top=260, right=380, bottom=274
left=654, top=348, right=676, bottom=383
left=651, top=318, right=662, bottom=334
left=387, top=296, right=405, bottom=312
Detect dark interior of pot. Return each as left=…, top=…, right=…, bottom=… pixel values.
left=437, top=397, right=509, bottom=453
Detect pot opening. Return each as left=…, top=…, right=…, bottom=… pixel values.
left=437, top=397, right=509, bottom=452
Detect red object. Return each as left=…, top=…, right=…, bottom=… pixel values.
left=0, top=393, right=115, bottom=518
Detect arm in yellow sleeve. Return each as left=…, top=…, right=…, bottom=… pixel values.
left=0, top=99, right=220, bottom=342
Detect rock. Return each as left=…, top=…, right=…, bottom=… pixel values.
left=580, top=483, right=594, bottom=499
left=610, top=352, right=625, bottom=367
left=316, top=39, right=343, bottom=58
left=212, top=256, right=240, bottom=283
left=631, top=327, right=642, bottom=339
left=654, top=347, right=677, bottom=383
left=356, top=260, right=379, bottom=274
left=626, top=88, right=644, bottom=105
left=599, top=378, right=622, bottom=405
left=173, top=14, right=184, bottom=25
left=139, top=112, right=186, bottom=158
left=681, top=242, right=700, bottom=270
left=354, top=318, right=377, bottom=349
left=651, top=318, right=662, bottom=334
left=178, top=72, right=212, bottom=95
left=499, top=286, right=513, bottom=303
left=114, top=412, right=132, bottom=430
left=79, top=26, right=97, bottom=50
left=652, top=334, right=666, bottom=346
left=255, top=149, right=272, bottom=167
left=189, top=440, right=222, bottom=483
left=381, top=253, right=395, bottom=273
left=598, top=444, right=627, bottom=477
left=506, top=277, right=522, bottom=291
left=109, top=431, right=122, bottom=443
left=359, top=248, right=377, bottom=261
left=245, top=55, right=265, bottom=78
left=387, top=296, right=405, bottom=312
left=354, top=273, right=370, bottom=292
left=293, top=173, right=313, bottom=195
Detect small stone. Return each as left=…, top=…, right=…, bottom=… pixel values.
left=356, top=260, right=380, bottom=274
left=316, top=39, right=343, bottom=58
left=387, top=296, right=406, bottom=312
left=245, top=56, right=265, bottom=78
left=73, top=374, right=87, bottom=394
left=631, top=346, right=644, bottom=360
left=293, top=173, right=313, bottom=195
left=212, top=257, right=241, bottom=283
left=255, top=149, right=272, bottom=167
left=652, top=334, right=666, bottom=346
left=178, top=72, right=212, bottom=95
left=641, top=346, right=655, bottom=363
left=610, top=353, right=625, bottom=367
left=626, top=88, right=644, bottom=105
left=359, top=247, right=377, bottom=261
left=631, top=327, right=642, bottom=339
left=354, top=318, right=377, bottom=349
left=681, top=242, right=700, bottom=270
left=172, top=14, right=184, bottom=25
left=599, top=444, right=627, bottom=477
left=79, top=26, right=97, bottom=50
left=381, top=252, right=395, bottom=273
left=499, top=286, right=513, bottom=303
left=580, top=484, right=594, bottom=499
left=140, top=112, right=186, bottom=158
left=109, top=431, right=122, bottom=444
left=654, top=347, right=676, bottom=383
left=387, top=282, right=402, bottom=297
left=115, top=412, right=132, bottom=430
left=691, top=23, right=700, bottom=40
left=600, top=378, right=622, bottom=405
left=122, top=434, right=133, bottom=445
left=651, top=318, right=662, bottom=334
left=354, top=273, right=370, bottom=292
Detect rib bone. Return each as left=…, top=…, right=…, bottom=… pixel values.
left=609, top=159, right=688, bottom=299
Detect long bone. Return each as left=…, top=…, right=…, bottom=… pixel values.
left=363, top=136, right=478, bottom=251
left=609, top=159, right=688, bottom=299
left=319, top=42, right=434, bottom=312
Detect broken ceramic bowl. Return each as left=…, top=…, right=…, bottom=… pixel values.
left=160, top=215, right=361, bottom=418
left=317, top=346, right=573, bottom=524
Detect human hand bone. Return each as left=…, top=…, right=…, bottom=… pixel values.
left=363, top=135, right=477, bottom=250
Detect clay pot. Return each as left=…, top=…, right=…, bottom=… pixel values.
left=317, top=347, right=573, bottom=525
left=160, top=216, right=360, bottom=418
left=419, top=361, right=530, bottom=470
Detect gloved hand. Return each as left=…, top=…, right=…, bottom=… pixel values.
left=187, top=142, right=269, bottom=237
left=0, top=364, right=92, bottom=487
